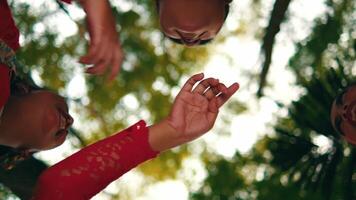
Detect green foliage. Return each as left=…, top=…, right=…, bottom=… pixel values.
left=269, top=2, right=356, bottom=197
left=192, top=0, right=356, bottom=200
left=0, top=184, right=18, bottom=200
left=139, top=146, right=190, bottom=180
left=288, top=0, right=355, bottom=83
left=4, top=0, right=355, bottom=199
left=258, top=0, right=356, bottom=198
left=191, top=152, right=247, bottom=200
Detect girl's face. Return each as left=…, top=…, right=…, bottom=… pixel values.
left=158, top=0, right=226, bottom=46
left=331, top=85, right=356, bottom=145
left=1, top=90, right=73, bottom=151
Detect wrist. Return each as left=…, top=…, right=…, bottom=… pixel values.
left=148, top=119, right=181, bottom=152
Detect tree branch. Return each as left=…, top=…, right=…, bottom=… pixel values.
left=257, top=0, right=292, bottom=97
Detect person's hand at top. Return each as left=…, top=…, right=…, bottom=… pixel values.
left=149, top=73, right=239, bottom=151
left=77, top=0, right=123, bottom=81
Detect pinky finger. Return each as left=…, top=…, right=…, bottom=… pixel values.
left=217, top=82, right=239, bottom=107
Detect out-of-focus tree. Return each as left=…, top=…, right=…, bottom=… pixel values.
left=191, top=0, right=355, bottom=199
left=264, top=0, right=356, bottom=195
left=257, top=0, right=292, bottom=97
left=257, top=0, right=354, bottom=96
left=191, top=146, right=326, bottom=200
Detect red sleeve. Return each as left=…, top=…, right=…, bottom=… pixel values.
left=0, top=64, right=11, bottom=111
left=32, top=120, right=159, bottom=200
left=0, top=0, right=20, bottom=51
left=0, top=0, right=71, bottom=51
left=61, top=0, right=72, bottom=4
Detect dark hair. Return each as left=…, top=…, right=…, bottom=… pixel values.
left=0, top=145, right=32, bottom=170
left=10, top=75, right=43, bottom=96
left=156, top=0, right=233, bottom=45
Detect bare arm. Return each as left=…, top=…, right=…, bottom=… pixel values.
left=77, top=0, right=123, bottom=81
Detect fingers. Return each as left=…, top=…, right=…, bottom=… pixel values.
left=178, top=74, right=239, bottom=111
left=180, top=73, right=205, bottom=92
left=85, top=37, right=112, bottom=65
left=108, top=50, right=124, bottom=81
left=85, top=43, right=114, bottom=74
left=192, top=78, right=219, bottom=94
left=216, top=82, right=239, bottom=107
left=81, top=42, right=123, bottom=81
left=204, top=83, right=228, bottom=100
left=79, top=38, right=100, bottom=64
left=79, top=7, right=122, bottom=80
left=85, top=60, right=110, bottom=75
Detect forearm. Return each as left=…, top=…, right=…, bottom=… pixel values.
left=76, top=0, right=114, bottom=22
left=76, top=0, right=109, bottom=10
left=32, top=121, right=158, bottom=199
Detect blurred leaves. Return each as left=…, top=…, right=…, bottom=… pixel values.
left=2, top=0, right=355, bottom=199
left=192, top=0, right=356, bottom=200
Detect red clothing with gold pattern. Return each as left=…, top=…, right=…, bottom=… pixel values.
left=33, top=120, right=158, bottom=199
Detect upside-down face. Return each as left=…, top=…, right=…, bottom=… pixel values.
left=330, top=85, right=356, bottom=145
left=1, top=90, right=73, bottom=150
left=158, top=0, right=227, bottom=46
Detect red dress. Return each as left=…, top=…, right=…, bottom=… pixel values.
left=0, top=1, right=159, bottom=199
left=0, top=0, right=19, bottom=113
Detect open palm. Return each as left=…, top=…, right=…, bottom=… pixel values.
left=166, top=73, right=239, bottom=144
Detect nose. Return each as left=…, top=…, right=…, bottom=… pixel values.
left=176, top=30, right=206, bottom=45
left=65, top=112, right=74, bottom=128
left=341, top=105, right=348, bottom=120
left=177, top=30, right=198, bottom=39
left=345, top=101, right=356, bottom=123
